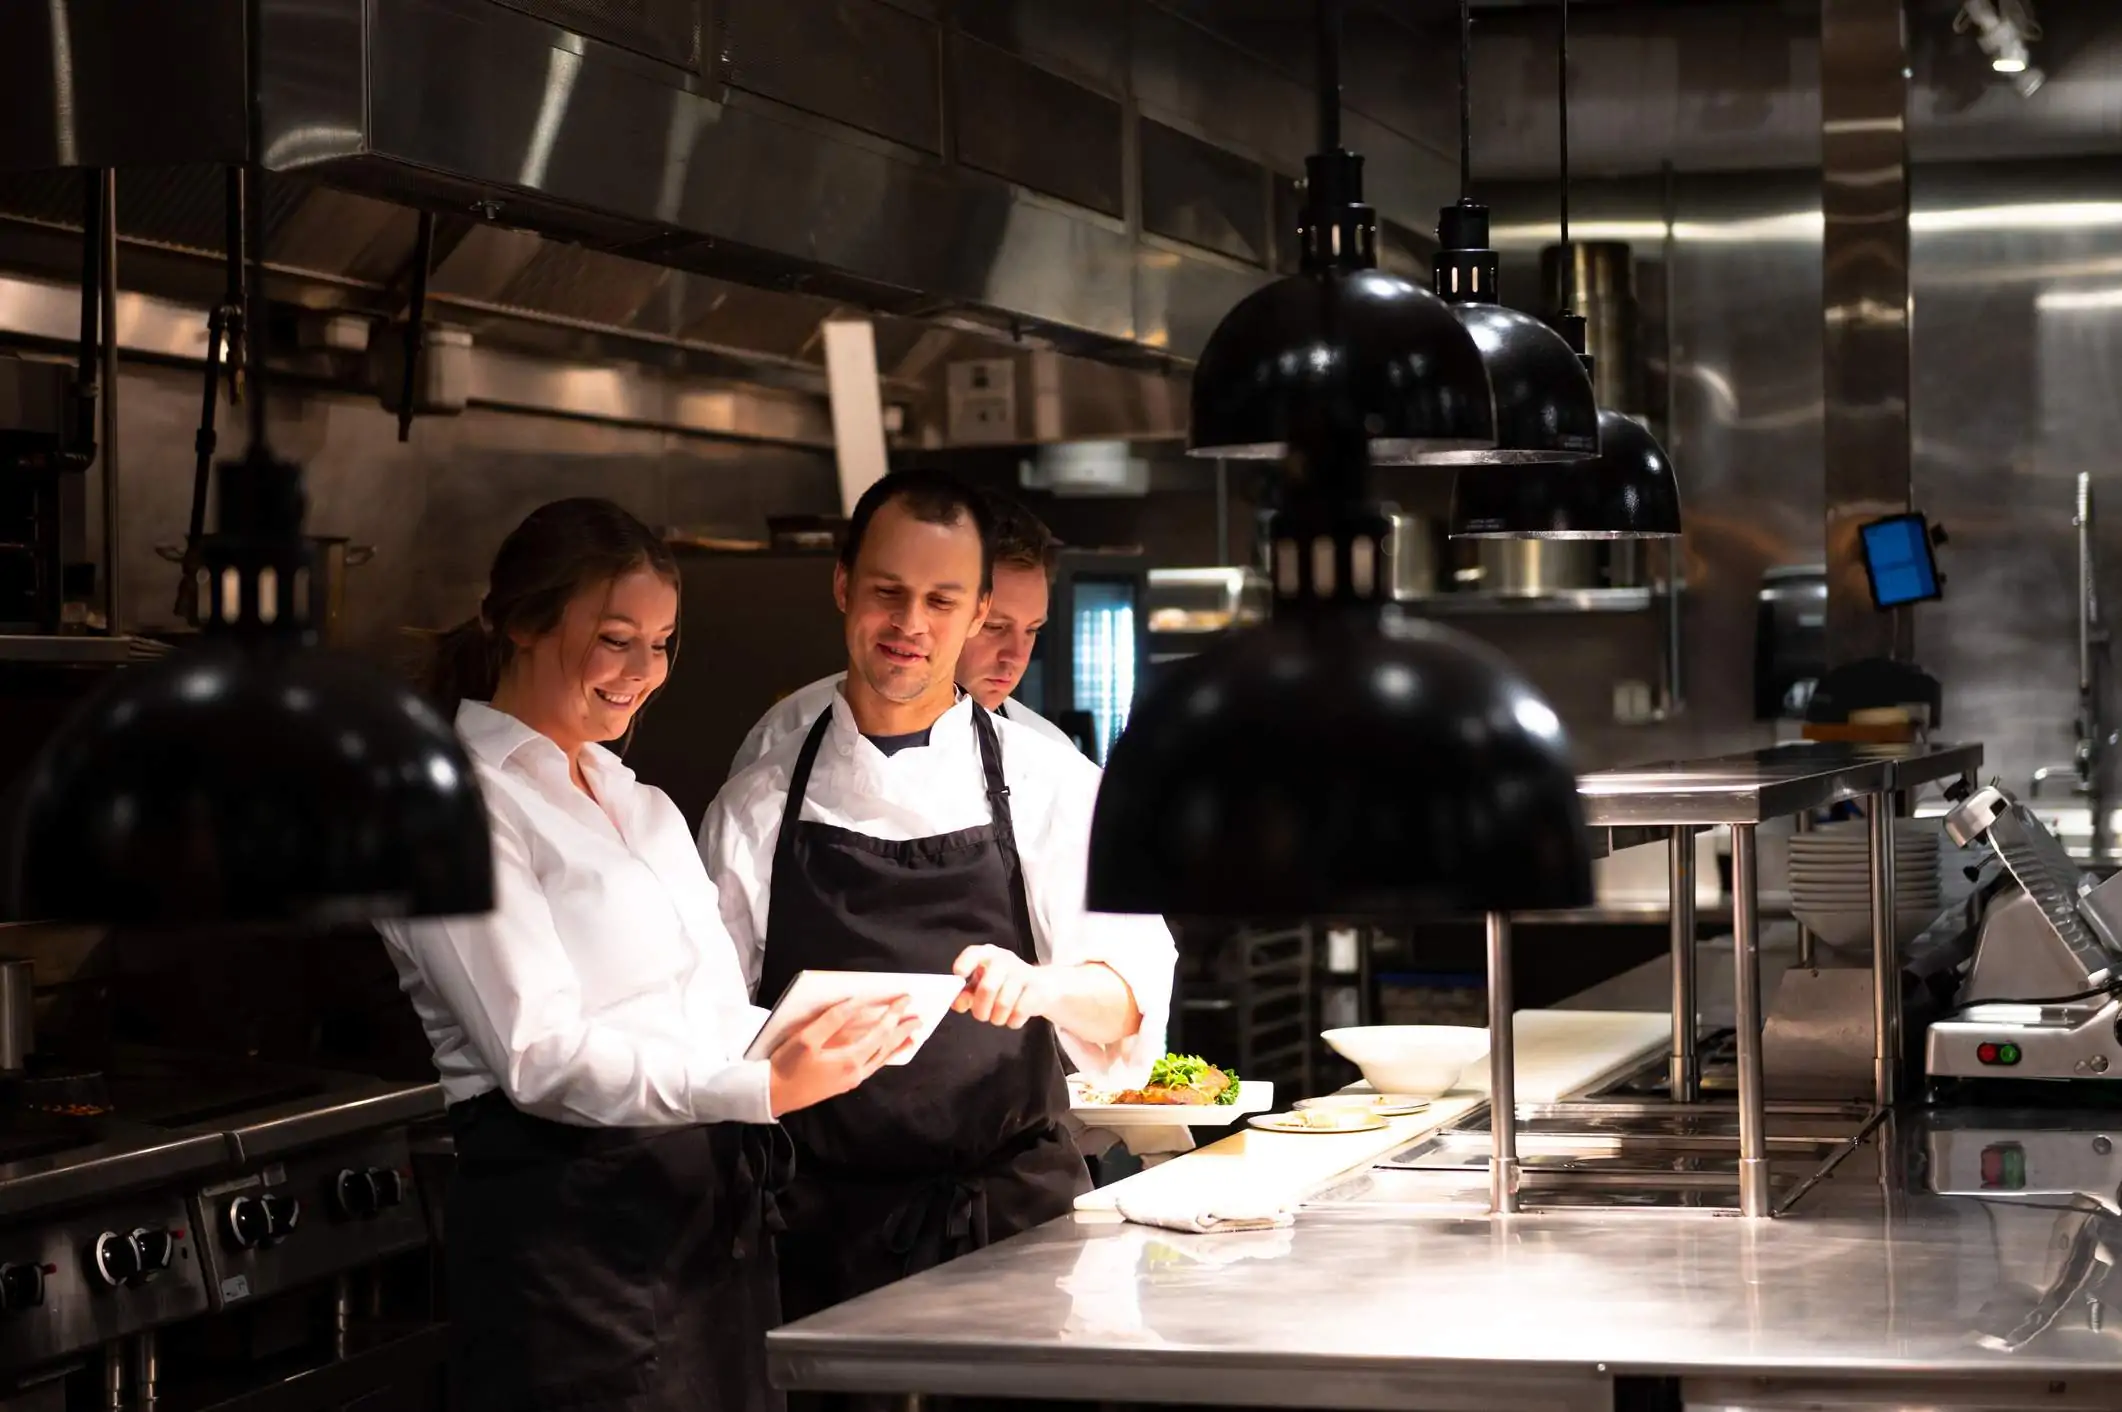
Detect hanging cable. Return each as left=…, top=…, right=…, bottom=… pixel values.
left=1459, top=0, right=1473, bottom=201
left=244, top=0, right=271, bottom=459
left=1556, top=0, right=1574, bottom=316
left=1316, top=0, right=1342, bottom=152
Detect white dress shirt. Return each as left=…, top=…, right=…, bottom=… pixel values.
left=378, top=701, right=773, bottom=1128
left=728, top=671, right=1076, bottom=779
left=700, top=690, right=1174, bottom=1090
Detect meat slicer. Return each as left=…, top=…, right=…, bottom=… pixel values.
left=1926, top=784, right=2122, bottom=1083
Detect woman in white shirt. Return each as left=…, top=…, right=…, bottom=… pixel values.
left=380, top=499, right=915, bottom=1412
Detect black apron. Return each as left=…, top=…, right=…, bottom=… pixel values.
left=444, top=1091, right=792, bottom=1412
left=762, top=705, right=1089, bottom=1344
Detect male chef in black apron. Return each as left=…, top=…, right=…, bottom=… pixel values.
left=700, top=470, right=1174, bottom=1366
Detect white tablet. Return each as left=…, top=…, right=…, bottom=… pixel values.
left=741, top=969, right=968, bottom=1065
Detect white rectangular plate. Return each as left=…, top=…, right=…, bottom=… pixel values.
left=743, top=969, right=967, bottom=1065
left=1070, top=1080, right=1274, bottom=1128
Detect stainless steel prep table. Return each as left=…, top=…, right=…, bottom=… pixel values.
left=769, top=1108, right=2119, bottom=1411
left=1549, top=742, right=1982, bottom=1216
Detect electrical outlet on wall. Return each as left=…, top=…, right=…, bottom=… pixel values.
left=945, top=359, right=1017, bottom=443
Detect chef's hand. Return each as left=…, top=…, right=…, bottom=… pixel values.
left=767, top=997, right=919, bottom=1118
left=952, top=946, right=1049, bottom=1029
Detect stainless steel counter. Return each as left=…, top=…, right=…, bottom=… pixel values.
left=1563, top=741, right=1986, bottom=1215
left=0, top=1062, right=443, bottom=1219
left=1577, top=741, right=1983, bottom=827
left=769, top=1108, right=2122, bottom=1410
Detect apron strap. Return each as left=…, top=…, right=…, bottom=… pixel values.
left=969, top=704, right=1040, bottom=965
left=772, top=711, right=833, bottom=879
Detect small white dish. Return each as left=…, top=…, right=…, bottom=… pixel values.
left=1249, top=1109, right=1388, bottom=1135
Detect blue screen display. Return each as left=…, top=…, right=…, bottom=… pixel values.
left=1860, top=516, right=1939, bottom=607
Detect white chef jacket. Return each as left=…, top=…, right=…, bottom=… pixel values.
left=378, top=701, right=773, bottom=1128
left=700, top=690, right=1174, bottom=1090
left=728, top=671, right=1076, bottom=779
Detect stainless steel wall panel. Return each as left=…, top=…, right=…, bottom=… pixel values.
left=490, top=0, right=706, bottom=72
left=952, top=34, right=1126, bottom=219
left=1820, top=0, right=1913, bottom=667
left=0, top=1, right=248, bottom=172
left=722, top=0, right=941, bottom=155
left=1139, top=121, right=1269, bottom=266
left=953, top=0, right=1131, bottom=99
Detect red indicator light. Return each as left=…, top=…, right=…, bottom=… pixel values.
left=1977, top=1042, right=1999, bottom=1064
left=1981, top=1143, right=2027, bottom=1190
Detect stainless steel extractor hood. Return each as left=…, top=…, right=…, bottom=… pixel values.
left=0, top=0, right=1458, bottom=366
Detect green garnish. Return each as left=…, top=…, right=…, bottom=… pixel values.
left=1148, top=1052, right=1241, bottom=1105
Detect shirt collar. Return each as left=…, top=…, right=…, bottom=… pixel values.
left=455, top=699, right=636, bottom=791
left=823, top=686, right=976, bottom=759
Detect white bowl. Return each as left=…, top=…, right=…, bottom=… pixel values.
left=1321, top=1026, right=1489, bottom=1098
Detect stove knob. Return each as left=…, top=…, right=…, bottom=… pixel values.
left=372, top=1168, right=406, bottom=1209
left=335, top=1168, right=377, bottom=1219
left=262, top=1193, right=301, bottom=1242
left=91, top=1231, right=142, bottom=1288
left=131, top=1228, right=173, bottom=1278
left=224, top=1195, right=270, bottom=1250
left=0, top=1263, right=43, bottom=1311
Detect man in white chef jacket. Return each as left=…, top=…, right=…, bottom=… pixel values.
left=725, top=489, right=1077, bottom=777
left=700, top=469, right=1174, bottom=1338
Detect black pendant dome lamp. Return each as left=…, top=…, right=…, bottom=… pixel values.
left=1411, top=0, right=1599, bottom=468
left=1086, top=407, right=1594, bottom=918
left=4, top=0, right=494, bottom=927
left=1450, top=0, right=1683, bottom=539
left=1187, top=0, right=1495, bottom=465
left=1092, top=68, right=1593, bottom=926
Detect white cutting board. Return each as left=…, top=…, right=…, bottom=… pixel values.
left=1074, top=1010, right=1668, bottom=1215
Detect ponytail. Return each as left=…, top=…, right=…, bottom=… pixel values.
left=425, top=616, right=502, bottom=718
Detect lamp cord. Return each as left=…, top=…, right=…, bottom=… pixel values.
left=1316, top=0, right=1342, bottom=152
left=1459, top=0, right=1473, bottom=201
left=1557, top=0, right=1574, bottom=316
left=243, top=0, right=271, bottom=458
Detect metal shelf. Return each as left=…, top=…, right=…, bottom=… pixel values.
left=1401, top=587, right=1655, bottom=615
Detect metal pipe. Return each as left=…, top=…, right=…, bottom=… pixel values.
left=1668, top=827, right=1698, bottom=1101
left=334, top=1272, right=352, bottom=1360
left=2080, top=471, right=2095, bottom=697
left=74, top=171, right=103, bottom=463
left=134, top=1329, right=159, bottom=1410
left=102, top=1341, right=125, bottom=1412
left=1658, top=158, right=1684, bottom=715
left=1486, top=911, right=1520, bottom=1216
left=1795, top=810, right=1817, bottom=970
left=1732, top=824, right=1770, bottom=1218
left=397, top=210, right=436, bottom=442
left=1214, top=460, right=1230, bottom=565
left=1869, top=792, right=1900, bottom=1108
left=97, top=168, right=119, bottom=633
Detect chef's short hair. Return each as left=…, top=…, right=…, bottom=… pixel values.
left=841, top=470, right=997, bottom=594
left=984, top=492, right=1061, bottom=580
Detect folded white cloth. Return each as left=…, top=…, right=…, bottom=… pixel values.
left=1115, top=1186, right=1294, bottom=1234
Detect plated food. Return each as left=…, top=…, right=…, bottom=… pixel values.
left=1110, top=1053, right=1240, bottom=1107
left=1071, top=1054, right=1270, bottom=1128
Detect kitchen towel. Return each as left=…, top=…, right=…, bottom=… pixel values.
left=1115, top=1184, right=1295, bottom=1234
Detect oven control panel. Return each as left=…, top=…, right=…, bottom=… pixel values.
left=191, top=1130, right=428, bottom=1310
left=0, top=1191, right=208, bottom=1372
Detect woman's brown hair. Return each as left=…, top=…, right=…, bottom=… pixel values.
left=427, top=499, right=681, bottom=733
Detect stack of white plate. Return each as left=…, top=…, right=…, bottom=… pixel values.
left=1786, top=819, right=1940, bottom=960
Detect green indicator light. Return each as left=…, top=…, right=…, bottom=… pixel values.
left=1999, top=1043, right=2021, bottom=1066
